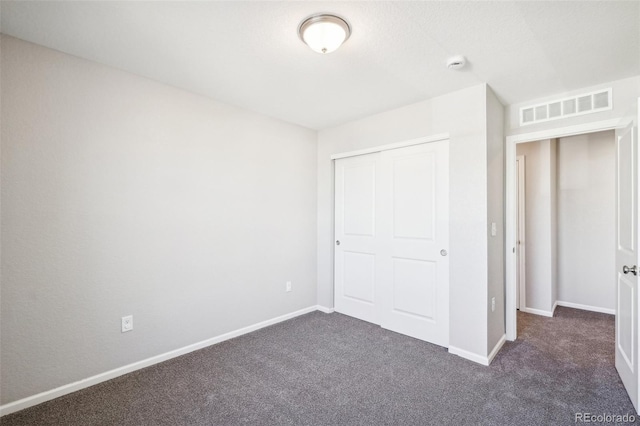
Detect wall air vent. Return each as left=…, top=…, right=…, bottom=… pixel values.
left=519, top=88, right=612, bottom=126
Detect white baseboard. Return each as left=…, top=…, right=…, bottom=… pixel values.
left=0, top=305, right=323, bottom=417
left=488, top=335, right=506, bottom=365
left=448, top=345, right=490, bottom=366
left=556, top=300, right=615, bottom=315
left=316, top=305, right=335, bottom=314
left=521, top=306, right=555, bottom=317
left=449, top=334, right=506, bottom=367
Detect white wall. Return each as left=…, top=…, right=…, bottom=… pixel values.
left=486, top=87, right=505, bottom=351
left=1, top=36, right=318, bottom=404
left=557, top=131, right=615, bottom=310
left=506, top=76, right=640, bottom=137
left=318, top=84, right=498, bottom=360
left=516, top=139, right=557, bottom=313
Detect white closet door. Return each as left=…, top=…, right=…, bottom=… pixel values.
left=334, top=140, right=450, bottom=347
left=334, top=152, right=381, bottom=324
left=378, top=141, right=449, bottom=346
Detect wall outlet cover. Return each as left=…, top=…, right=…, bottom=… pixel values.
left=121, top=315, right=133, bottom=333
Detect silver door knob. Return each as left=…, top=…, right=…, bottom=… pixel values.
left=623, top=265, right=637, bottom=276
left=336, top=240, right=340, bottom=246
left=440, top=249, right=447, bottom=256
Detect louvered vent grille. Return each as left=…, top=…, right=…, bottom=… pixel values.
left=520, top=88, right=612, bottom=126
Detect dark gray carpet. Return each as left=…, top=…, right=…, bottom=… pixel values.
left=2, top=307, right=638, bottom=425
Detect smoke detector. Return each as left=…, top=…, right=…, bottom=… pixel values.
left=446, top=55, right=466, bottom=70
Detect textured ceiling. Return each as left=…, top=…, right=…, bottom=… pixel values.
left=1, top=1, right=638, bottom=130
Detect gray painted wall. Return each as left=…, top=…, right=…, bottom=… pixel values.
left=486, top=86, right=506, bottom=351
left=505, top=76, right=640, bottom=137
left=1, top=36, right=318, bottom=404
left=557, top=131, right=615, bottom=310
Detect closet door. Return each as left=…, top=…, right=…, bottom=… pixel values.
left=378, top=141, right=449, bottom=347
left=334, top=140, right=450, bottom=347
left=334, top=152, right=381, bottom=324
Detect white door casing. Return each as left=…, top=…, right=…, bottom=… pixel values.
left=615, top=119, right=639, bottom=411
left=334, top=140, right=450, bottom=347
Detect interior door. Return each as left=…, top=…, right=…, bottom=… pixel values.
left=334, top=152, right=380, bottom=324
left=615, top=119, right=639, bottom=411
left=378, top=141, right=449, bottom=346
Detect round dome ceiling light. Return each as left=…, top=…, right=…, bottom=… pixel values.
left=446, top=55, right=467, bottom=70
left=298, top=14, right=351, bottom=54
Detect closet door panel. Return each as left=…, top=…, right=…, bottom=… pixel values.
left=379, top=141, right=449, bottom=347
left=334, top=140, right=449, bottom=348
left=334, top=152, right=380, bottom=323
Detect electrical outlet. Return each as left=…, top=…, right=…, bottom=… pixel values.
left=121, top=315, right=133, bottom=333
left=491, top=222, right=497, bottom=237
left=491, top=297, right=496, bottom=312
left=286, top=281, right=292, bottom=292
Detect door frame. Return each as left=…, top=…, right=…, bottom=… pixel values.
left=505, top=118, right=632, bottom=341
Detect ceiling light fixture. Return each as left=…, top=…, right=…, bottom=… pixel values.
left=298, top=14, right=351, bottom=54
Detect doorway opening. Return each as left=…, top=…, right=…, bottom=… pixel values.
left=505, top=117, right=626, bottom=340
left=505, top=113, right=639, bottom=411
left=515, top=132, right=616, bottom=318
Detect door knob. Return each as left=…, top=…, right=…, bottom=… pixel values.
left=336, top=240, right=340, bottom=246
left=623, top=265, right=637, bottom=276
left=440, top=249, right=447, bottom=256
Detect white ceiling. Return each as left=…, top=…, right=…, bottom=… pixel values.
left=1, top=1, right=638, bottom=130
